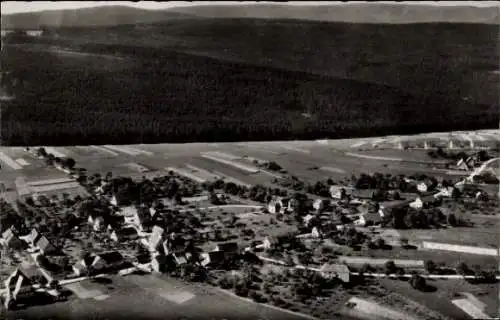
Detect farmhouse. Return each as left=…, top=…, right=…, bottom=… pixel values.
left=35, top=236, right=56, bottom=255
left=199, top=251, right=226, bottom=268
left=110, top=226, right=139, bottom=242
left=72, top=255, right=98, bottom=276
left=92, top=251, right=125, bottom=273
left=330, top=186, right=352, bottom=200
left=319, top=263, right=350, bottom=283
left=267, top=199, right=282, bottom=214
left=409, top=195, right=438, bottom=210
left=378, top=200, right=411, bottom=217
left=352, top=189, right=376, bottom=200
left=356, top=212, right=383, bottom=227
left=214, top=242, right=239, bottom=258
left=1, top=227, right=24, bottom=249
left=457, top=157, right=475, bottom=171
left=151, top=254, right=169, bottom=273
left=434, top=186, right=459, bottom=199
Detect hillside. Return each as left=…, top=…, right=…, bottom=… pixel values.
left=0, top=5, right=200, bottom=29
left=2, top=3, right=499, bottom=30
left=168, top=3, right=500, bottom=24
left=1, top=40, right=497, bottom=146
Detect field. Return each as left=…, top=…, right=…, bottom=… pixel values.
left=9, top=274, right=315, bottom=320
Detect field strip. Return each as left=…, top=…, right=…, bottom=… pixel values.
left=370, top=138, right=386, bottom=146
left=0, top=151, right=22, bottom=170
left=204, top=151, right=241, bottom=161
left=351, top=141, right=368, bottom=148
left=461, top=293, right=487, bottom=311
left=167, top=167, right=206, bottom=183
left=451, top=299, right=491, bottom=319
left=15, top=158, right=30, bottom=166
left=66, top=283, right=103, bottom=299
left=281, top=146, right=310, bottom=154
left=345, top=152, right=403, bottom=162
left=473, top=133, right=488, bottom=141
left=422, top=241, right=499, bottom=256
left=43, top=147, right=68, bottom=158
left=27, top=177, right=74, bottom=186
left=320, top=166, right=346, bottom=174
left=483, top=133, right=500, bottom=141
left=200, top=154, right=260, bottom=174
left=128, top=146, right=154, bottom=156
left=90, top=146, right=119, bottom=156
left=103, top=145, right=142, bottom=156
left=212, top=171, right=253, bottom=188
left=185, top=164, right=222, bottom=180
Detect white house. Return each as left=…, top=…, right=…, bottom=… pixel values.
left=149, top=226, right=166, bottom=253
left=409, top=196, right=437, bottom=210
left=417, top=180, right=435, bottom=193
left=319, top=263, right=350, bottom=283
left=92, top=216, right=106, bottom=232
left=110, top=195, right=118, bottom=206
left=267, top=199, right=282, bottom=214
left=302, top=214, right=315, bottom=227
left=311, top=227, right=322, bottom=239
left=355, top=212, right=383, bottom=227
left=313, top=199, right=325, bottom=212
left=330, top=186, right=352, bottom=200
left=434, top=186, right=456, bottom=199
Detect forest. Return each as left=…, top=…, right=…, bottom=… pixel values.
left=1, top=27, right=498, bottom=146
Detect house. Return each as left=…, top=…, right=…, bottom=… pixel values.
left=377, top=200, right=411, bottom=217
left=267, top=199, right=281, bottom=214
left=92, top=251, right=125, bottom=273
left=3, top=268, right=35, bottom=310
left=1, top=227, right=24, bottom=249
left=311, top=226, right=322, bottom=239
left=72, top=255, right=98, bottom=276
left=319, top=263, right=350, bottom=283
left=313, top=199, right=326, bottom=212
left=330, top=186, right=353, bottom=200
left=434, top=186, right=458, bottom=199
left=456, top=157, right=475, bottom=171
left=35, top=235, right=56, bottom=255
left=355, top=212, right=383, bottom=227
left=92, top=216, right=107, bottom=232
left=475, top=191, right=489, bottom=201
left=287, top=198, right=300, bottom=213
left=110, top=226, right=139, bottom=242
left=198, top=227, right=216, bottom=241
left=417, top=180, right=436, bottom=193
left=170, top=252, right=188, bottom=267
left=409, top=195, right=438, bottom=210
left=214, top=242, right=239, bottom=258
left=135, top=208, right=152, bottom=232
left=351, top=189, right=376, bottom=200
left=148, top=225, right=166, bottom=253
left=24, top=228, right=41, bottom=247
left=199, top=251, right=226, bottom=268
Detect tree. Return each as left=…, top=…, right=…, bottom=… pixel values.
left=424, top=260, right=437, bottom=274
left=447, top=213, right=457, bottom=227
left=36, top=147, right=47, bottom=157
left=64, top=158, right=76, bottom=169
left=456, top=262, right=470, bottom=276
left=384, top=260, right=397, bottom=275
left=409, top=274, right=426, bottom=291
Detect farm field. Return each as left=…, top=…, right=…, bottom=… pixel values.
left=10, top=274, right=316, bottom=320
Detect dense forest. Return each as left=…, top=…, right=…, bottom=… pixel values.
left=1, top=24, right=498, bottom=146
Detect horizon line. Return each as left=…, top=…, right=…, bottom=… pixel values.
left=2, top=1, right=499, bottom=15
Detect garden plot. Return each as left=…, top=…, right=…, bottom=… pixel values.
left=27, top=177, right=74, bottom=186
left=320, top=166, right=346, bottom=174
left=103, top=145, right=152, bottom=156
left=422, top=242, right=499, bottom=256
left=166, top=167, right=207, bottom=183
left=66, top=282, right=105, bottom=300
left=451, top=298, right=491, bottom=319
left=121, top=162, right=151, bottom=173
left=89, top=145, right=119, bottom=156
left=337, top=256, right=424, bottom=268
left=185, top=164, right=222, bottom=181
left=212, top=171, right=253, bottom=188
left=30, top=182, right=81, bottom=193
left=15, top=158, right=30, bottom=166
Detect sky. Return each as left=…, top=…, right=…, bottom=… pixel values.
left=2, top=1, right=499, bottom=15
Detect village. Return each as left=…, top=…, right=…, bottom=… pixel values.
left=0, top=139, right=498, bottom=320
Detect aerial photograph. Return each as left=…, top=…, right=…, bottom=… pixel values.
left=0, top=1, right=499, bottom=319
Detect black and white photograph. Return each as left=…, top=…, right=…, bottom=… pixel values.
left=0, top=1, right=499, bottom=319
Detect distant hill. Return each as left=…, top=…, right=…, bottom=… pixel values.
left=1, top=3, right=499, bottom=29
left=168, top=3, right=500, bottom=24
left=0, top=5, right=200, bottom=29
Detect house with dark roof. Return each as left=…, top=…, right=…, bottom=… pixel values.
left=330, top=186, right=353, bottom=200
left=214, top=242, right=239, bottom=257
left=351, top=189, right=376, bottom=200
left=417, top=179, right=437, bottom=193
left=92, top=251, right=125, bottom=273
left=35, top=235, right=56, bottom=255
left=72, top=255, right=98, bottom=276
left=356, top=212, right=383, bottom=227
left=149, top=225, right=166, bottom=253
left=1, top=227, right=24, bottom=250
left=110, top=226, right=139, bottom=242
left=151, top=254, right=170, bottom=273
left=377, top=200, right=412, bottom=217
left=410, top=195, right=439, bottom=210
left=319, top=263, right=350, bottom=283
left=199, top=251, right=226, bottom=268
